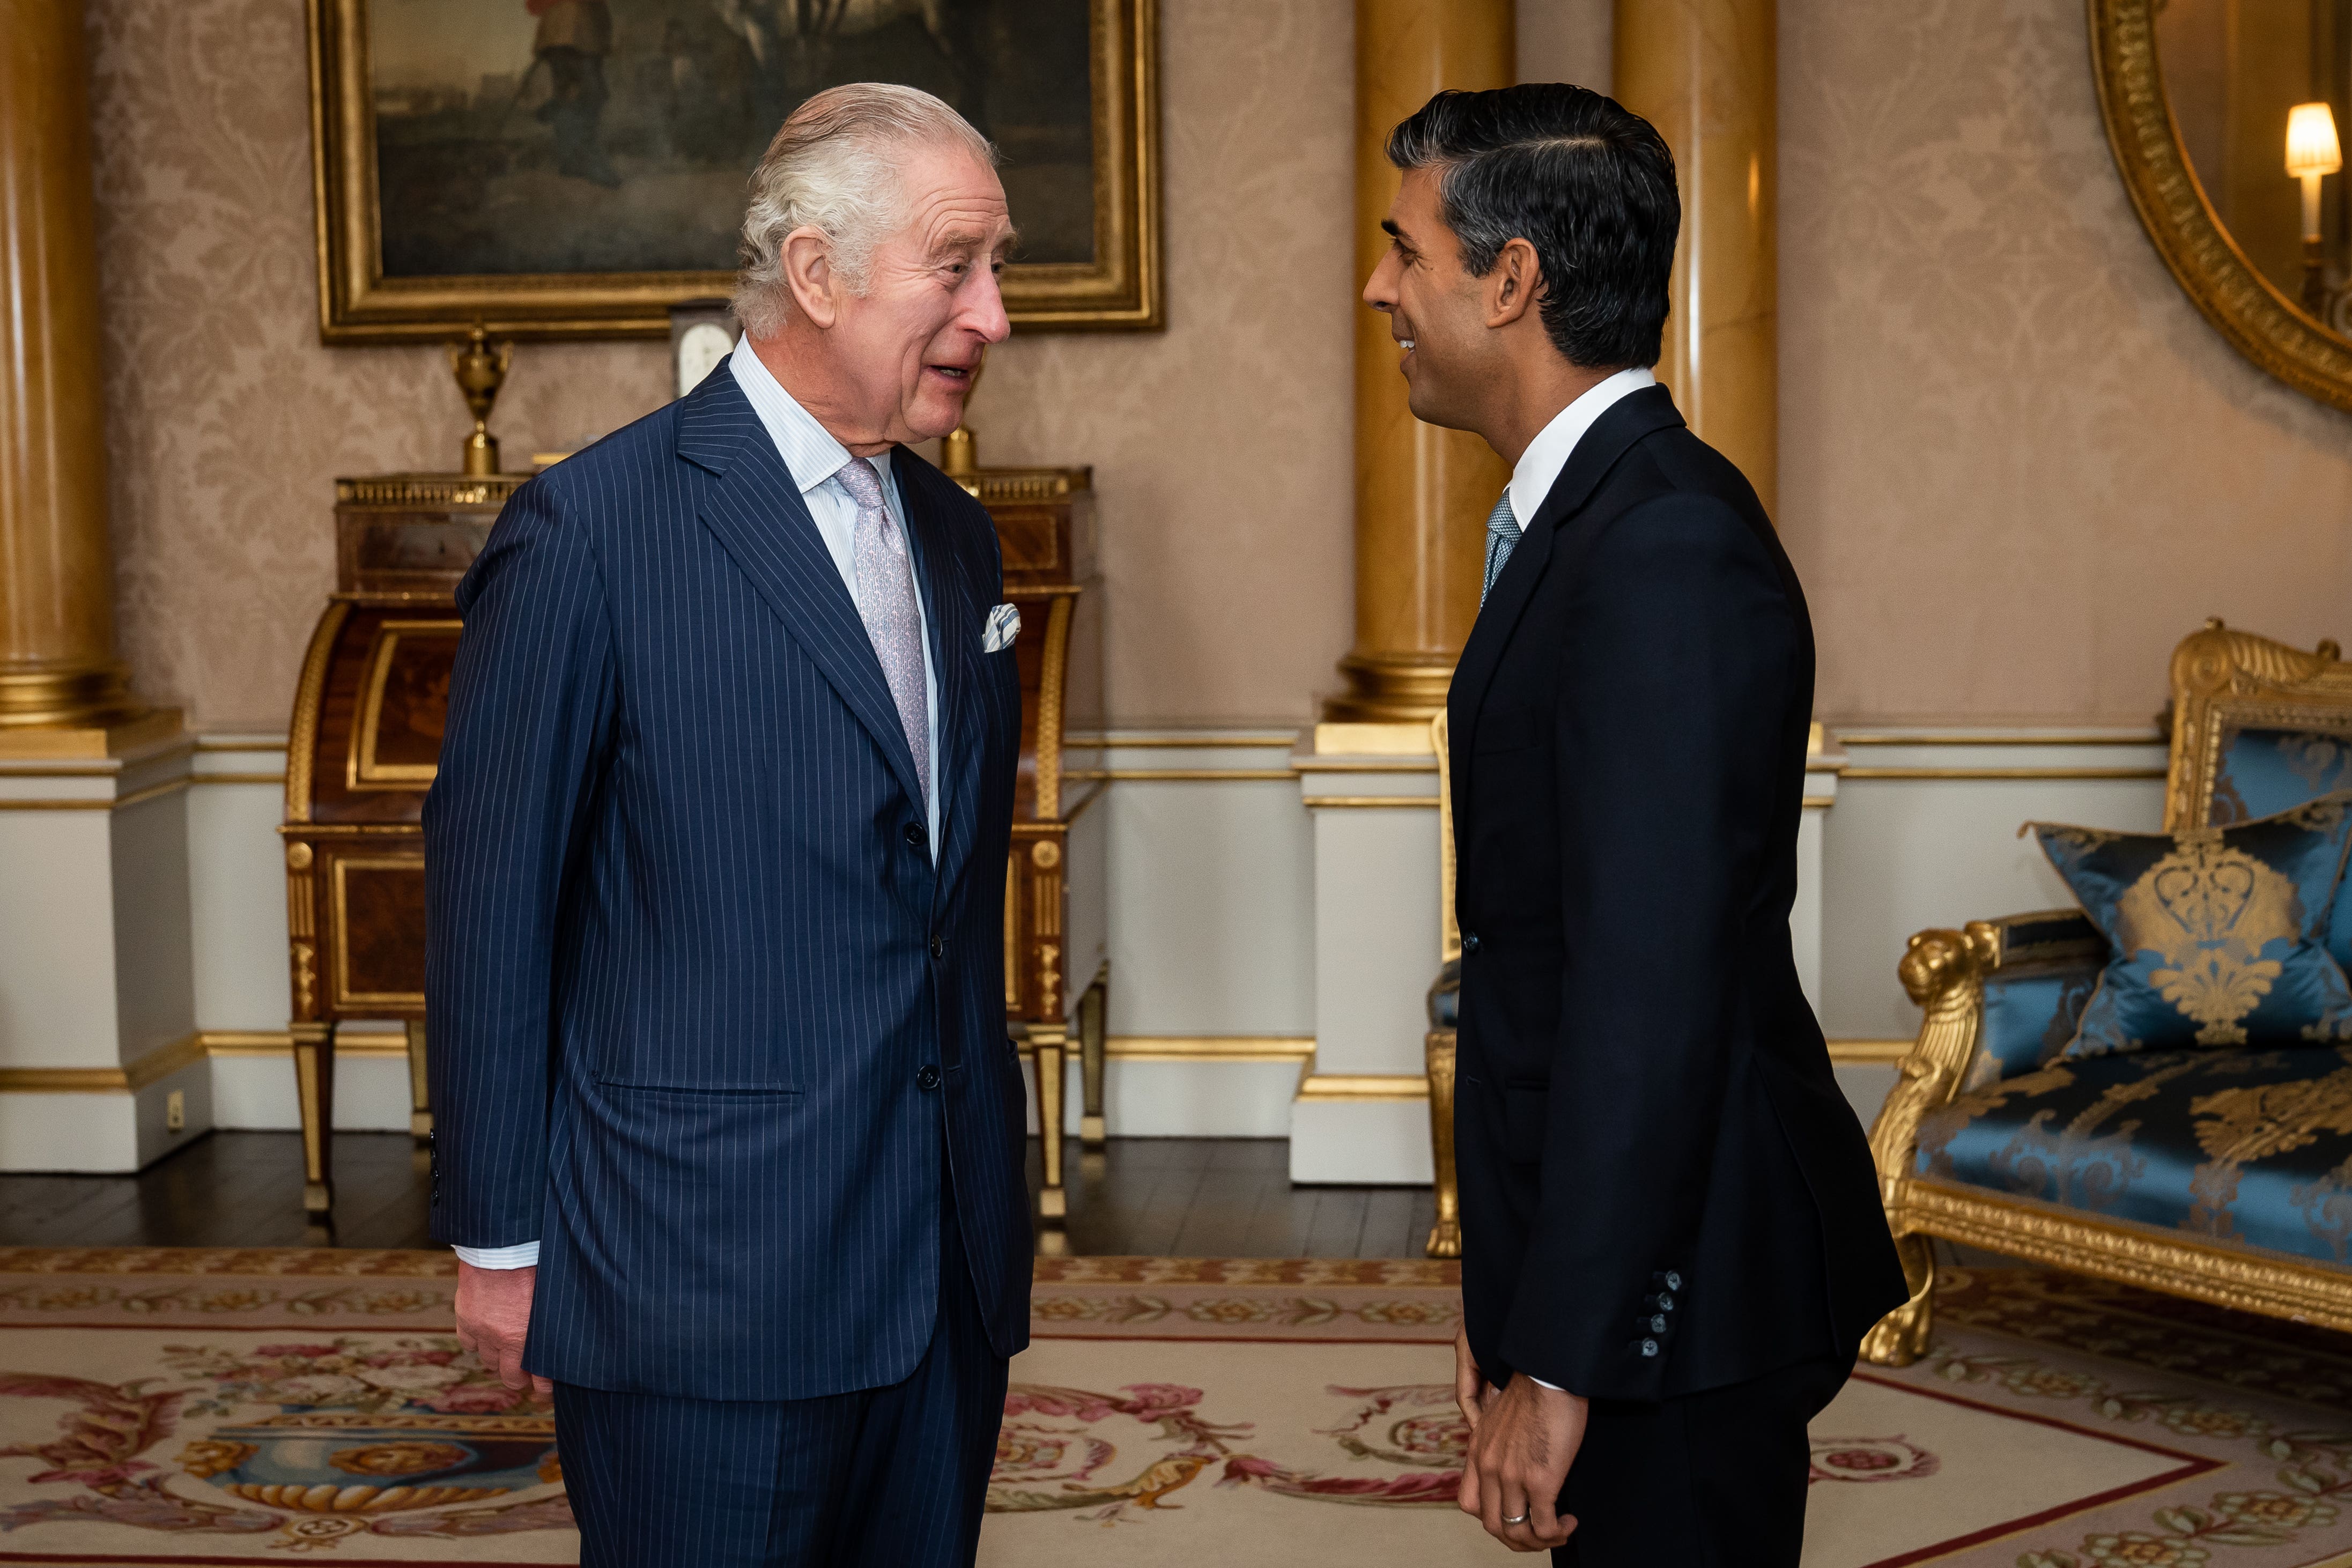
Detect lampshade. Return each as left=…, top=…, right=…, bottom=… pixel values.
left=2287, top=102, right=2343, bottom=178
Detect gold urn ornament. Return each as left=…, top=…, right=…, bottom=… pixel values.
left=446, top=326, right=514, bottom=477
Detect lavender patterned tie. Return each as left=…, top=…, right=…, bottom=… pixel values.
left=832, top=457, right=930, bottom=809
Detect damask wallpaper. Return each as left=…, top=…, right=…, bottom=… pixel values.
left=1780, top=0, right=2352, bottom=723
left=83, top=0, right=2352, bottom=733
left=83, top=0, right=1355, bottom=730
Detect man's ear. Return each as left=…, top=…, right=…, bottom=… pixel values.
left=1485, top=238, right=1543, bottom=330
left=781, top=226, right=839, bottom=329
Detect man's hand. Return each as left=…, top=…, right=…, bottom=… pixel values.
left=1457, top=1368, right=1586, bottom=1552
left=1454, top=1323, right=1491, bottom=1431
left=454, top=1261, right=552, bottom=1395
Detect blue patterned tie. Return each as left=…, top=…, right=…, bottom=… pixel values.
left=1480, top=490, right=1521, bottom=607
left=832, top=457, right=930, bottom=808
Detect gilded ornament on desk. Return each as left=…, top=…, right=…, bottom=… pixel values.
left=446, top=326, right=513, bottom=477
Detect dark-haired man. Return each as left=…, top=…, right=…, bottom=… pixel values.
left=1364, top=85, right=1906, bottom=1563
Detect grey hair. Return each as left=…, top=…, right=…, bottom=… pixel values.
left=732, top=83, right=997, bottom=337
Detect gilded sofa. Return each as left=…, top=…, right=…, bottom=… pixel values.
left=1863, top=621, right=2352, bottom=1364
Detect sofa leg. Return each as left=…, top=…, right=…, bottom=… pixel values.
left=1424, top=1029, right=1461, bottom=1259
left=1860, top=1233, right=1936, bottom=1366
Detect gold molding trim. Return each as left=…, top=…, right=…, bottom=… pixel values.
left=1296, top=1073, right=1430, bottom=1101
left=2089, top=0, right=2352, bottom=412
left=0, top=1032, right=209, bottom=1094
left=1825, top=1038, right=1914, bottom=1064
left=0, top=776, right=191, bottom=811
left=285, top=602, right=350, bottom=824
left=1104, top=1036, right=1314, bottom=1061
left=1300, top=795, right=1439, bottom=808
left=1061, top=768, right=1297, bottom=782
left=195, top=738, right=290, bottom=753
left=1838, top=767, right=2166, bottom=781
left=198, top=1030, right=409, bottom=1060
left=1897, top=1178, right=2352, bottom=1334
left=1034, top=595, right=1074, bottom=818
left=1066, top=732, right=1300, bottom=749
left=1836, top=730, right=2162, bottom=747
left=194, top=772, right=287, bottom=787
left=1801, top=794, right=1834, bottom=808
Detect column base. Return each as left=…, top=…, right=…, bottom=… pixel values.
left=0, top=705, right=182, bottom=759
left=1319, top=652, right=1456, bottom=724
left=1288, top=1094, right=1435, bottom=1185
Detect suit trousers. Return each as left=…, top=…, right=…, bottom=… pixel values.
left=1552, top=1353, right=1852, bottom=1567
left=554, top=1166, right=1008, bottom=1567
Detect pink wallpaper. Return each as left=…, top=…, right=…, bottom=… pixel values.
left=1780, top=0, right=2352, bottom=724
left=83, top=0, right=1355, bottom=730
left=83, top=0, right=2352, bottom=731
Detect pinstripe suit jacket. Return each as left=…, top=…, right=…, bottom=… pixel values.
left=422, top=363, right=1031, bottom=1402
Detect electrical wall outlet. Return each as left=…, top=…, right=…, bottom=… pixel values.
left=166, top=1090, right=186, bottom=1133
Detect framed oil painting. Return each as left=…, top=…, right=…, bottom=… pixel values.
left=307, top=0, right=1159, bottom=341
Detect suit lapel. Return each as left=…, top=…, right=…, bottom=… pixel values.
left=681, top=366, right=928, bottom=818
left=895, top=457, right=982, bottom=897
left=1447, top=384, right=1688, bottom=824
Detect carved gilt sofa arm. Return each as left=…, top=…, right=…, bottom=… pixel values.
left=1859, top=909, right=2104, bottom=1364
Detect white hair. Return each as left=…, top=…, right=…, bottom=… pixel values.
left=732, top=83, right=997, bottom=338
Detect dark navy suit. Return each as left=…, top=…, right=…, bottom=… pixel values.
left=424, top=362, right=1029, bottom=1564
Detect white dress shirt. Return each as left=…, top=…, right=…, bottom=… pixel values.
left=1506, top=366, right=1656, bottom=529
left=453, top=337, right=943, bottom=1273
left=1498, top=364, right=1654, bottom=1393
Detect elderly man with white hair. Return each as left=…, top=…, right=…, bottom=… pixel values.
left=422, top=83, right=1027, bottom=1566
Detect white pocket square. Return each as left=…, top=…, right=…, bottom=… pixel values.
left=982, top=603, right=1021, bottom=652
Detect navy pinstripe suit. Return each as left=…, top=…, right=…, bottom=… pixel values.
left=423, top=363, right=1031, bottom=1558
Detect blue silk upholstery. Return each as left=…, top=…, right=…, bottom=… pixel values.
left=1916, top=1046, right=2352, bottom=1267
left=2031, top=796, right=2352, bottom=1057
left=2210, top=726, right=2352, bottom=972
left=1974, top=960, right=2100, bottom=1083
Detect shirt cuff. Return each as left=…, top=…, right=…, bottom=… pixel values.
left=453, top=1242, right=540, bottom=1269
left=1528, top=1375, right=1564, bottom=1392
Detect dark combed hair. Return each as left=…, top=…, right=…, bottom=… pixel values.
left=1386, top=85, right=1678, bottom=370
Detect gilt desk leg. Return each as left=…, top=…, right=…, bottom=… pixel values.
left=290, top=1022, right=338, bottom=1216
left=405, top=1019, right=432, bottom=1142
left=1425, top=1029, right=1461, bottom=1259
left=1077, top=971, right=1107, bottom=1147
left=1032, top=1026, right=1069, bottom=1222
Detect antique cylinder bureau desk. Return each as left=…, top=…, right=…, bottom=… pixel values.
left=279, top=466, right=1107, bottom=1225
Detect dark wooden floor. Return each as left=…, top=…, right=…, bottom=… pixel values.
left=0, top=1133, right=1438, bottom=1258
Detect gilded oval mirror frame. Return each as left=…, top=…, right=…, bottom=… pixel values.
left=2090, top=0, right=2352, bottom=412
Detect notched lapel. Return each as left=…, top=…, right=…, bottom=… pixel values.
left=896, top=457, right=983, bottom=899
left=1446, top=384, right=1687, bottom=815
left=686, top=370, right=929, bottom=817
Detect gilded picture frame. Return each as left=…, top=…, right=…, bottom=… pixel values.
left=2089, top=0, right=2352, bottom=413
left=307, top=0, right=1161, bottom=343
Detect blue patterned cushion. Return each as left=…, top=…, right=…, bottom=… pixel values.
left=1916, top=1046, right=2352, bottom=1266
left=1972, top=960, right=2100, bottom=1083
left=2209, top=726, right=2352, bottom=973
left=2030, top=795, right=2352, bottom=1057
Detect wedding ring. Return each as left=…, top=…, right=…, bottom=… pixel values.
left=1502, top=1512, right=1529, bottom=1525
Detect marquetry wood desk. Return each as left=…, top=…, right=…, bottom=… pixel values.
left=281, top=474, right=521, bottom=1214
left=947, top=461, right=1108, bottom=1227
left=280, top=468, right=1107, bottom=1224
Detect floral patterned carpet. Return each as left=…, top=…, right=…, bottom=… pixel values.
left=0, top=1250, right=2344, bottom=1564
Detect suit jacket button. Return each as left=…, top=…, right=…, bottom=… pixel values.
left=917, top=1064, right=942, bottom=1090
left=1639, top=1338, right=1659, bottom=1357
left=904, top=822, right=926, bottom=848
left=1462, top=932, right=1481, bottom=955
left=929, top=935, right=946, bottom=960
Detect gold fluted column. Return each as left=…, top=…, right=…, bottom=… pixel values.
left=1323, top=0, right=1515, bottom=727
left=0, top=0, right=161, bottom=753
left=1614, top=0, right=1777, bottom=516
